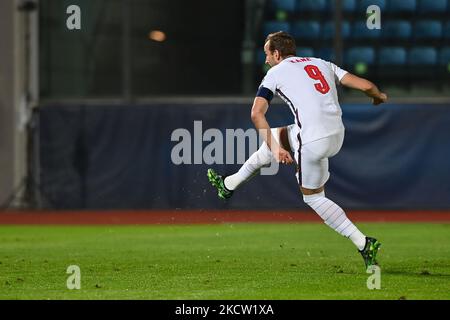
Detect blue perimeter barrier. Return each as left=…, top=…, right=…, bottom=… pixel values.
left=39, top=102, right=450, bottom=210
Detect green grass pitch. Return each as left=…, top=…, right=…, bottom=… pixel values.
left=0, top=223, right=449, bottom=300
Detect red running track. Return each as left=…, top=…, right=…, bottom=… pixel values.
left=0, top=210, right=449, bottom=225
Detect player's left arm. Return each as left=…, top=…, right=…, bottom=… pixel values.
left=339, top=73, right=387, bottom=106
left=251, top=97, right=293, bottom=164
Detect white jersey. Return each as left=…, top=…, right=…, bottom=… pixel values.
left=258, top=57, right=348, bottom=144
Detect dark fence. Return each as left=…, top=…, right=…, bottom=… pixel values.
left=39, top=102, right=450, bottom=210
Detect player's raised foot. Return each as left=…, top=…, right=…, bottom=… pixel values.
left=359, top=237, right=381, bottom=269
left=207, top=168, right=233, bottom=200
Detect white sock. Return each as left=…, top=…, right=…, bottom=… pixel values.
left=349, top=229, right=367, bottom=251
left=224, top=142, right=273, bottom=190
left=303, top=191, right=366, bottom=250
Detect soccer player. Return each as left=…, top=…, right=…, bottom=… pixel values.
left=208, top=31, right=387, bottom=269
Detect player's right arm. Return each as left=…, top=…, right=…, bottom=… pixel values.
left=254, top=69, right=293, bottom=164
left=251, top=97, right=293, bottom=164
left=340, top=73, right=388, bottom=105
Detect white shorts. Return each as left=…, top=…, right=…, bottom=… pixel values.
left=297, top=131, right=344, bottom=189
left=275, top=125, right=344, bottom=189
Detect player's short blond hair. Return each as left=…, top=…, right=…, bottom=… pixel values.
left=265, top=31, right=296, bottom=58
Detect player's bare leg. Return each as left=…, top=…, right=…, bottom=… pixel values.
left=207, top=140, right=273, bottom=199
left=208, top=127, right=291, bottom=199
left=301, top=185, right=381, bottom=268
left=224, top=127, right=291, bottom=189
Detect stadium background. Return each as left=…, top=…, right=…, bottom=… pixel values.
left=0, top=0, right=450, bottom=301
left=1, top=0, right=449, bottom=210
